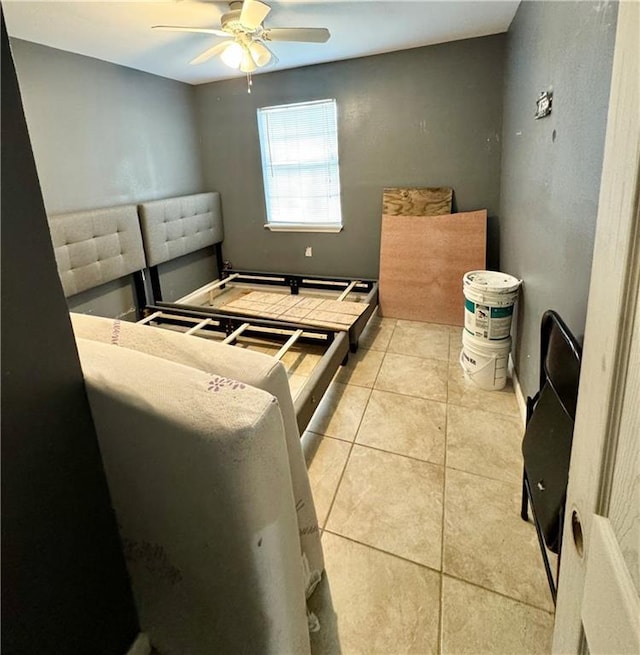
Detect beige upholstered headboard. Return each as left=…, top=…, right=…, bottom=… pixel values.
left=48, top=205, right=146, bottom=298
left=138, top=192, right=223, bottom=267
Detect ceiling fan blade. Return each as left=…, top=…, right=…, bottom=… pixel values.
left=189, top=40, right=233, bottom=65
left=262, top=27, right=330, bottom=43
left=240, top=0, right=271, bottom=30
left=260, top=41, right=279, bottom=65
left=152, top=25, right=229, bottom=37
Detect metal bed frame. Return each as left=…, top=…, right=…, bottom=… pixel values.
left=145, top=263, right=379, bottom=353
left=138, top=266, right=378, bottom=433
left=48, top=193, right=378, bottom=435
left=138, top=303, right=350, bottom=434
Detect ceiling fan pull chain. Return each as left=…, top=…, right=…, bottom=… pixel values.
left=247, top=71, right=253, bottom=93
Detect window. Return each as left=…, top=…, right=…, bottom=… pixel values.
left=257, top=99, right=342, bottom=232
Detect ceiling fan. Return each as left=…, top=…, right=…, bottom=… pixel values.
left=152, top=0, right=331, bottom=74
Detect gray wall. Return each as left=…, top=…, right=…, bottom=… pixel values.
left=11, top=38, right=204, bottom=214
left=10, top=39, right=210, bottom=316
left=2, top=16, right=139, bottom=653
left=500, top=0, right=618, bottom=397
left=195, top=35, right=505, bottom=278
left=156, top=247, right=218, bottom=302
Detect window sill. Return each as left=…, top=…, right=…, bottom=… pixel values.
left=264, top=223, right=343, bottom=233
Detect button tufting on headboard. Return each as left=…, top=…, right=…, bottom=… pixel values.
left=137, top=192, right=223, bottom=267
left=48, top=204, right=146, bottom=298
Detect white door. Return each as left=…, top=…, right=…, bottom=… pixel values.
left=552, top=3, right=640, bottom=653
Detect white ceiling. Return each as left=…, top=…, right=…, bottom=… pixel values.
left=3, top=1, right=520, bottom=86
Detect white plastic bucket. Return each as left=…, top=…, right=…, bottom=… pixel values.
left=460, top=331, right=511, bottom=391
left=463, top=270, right=522, bottom=341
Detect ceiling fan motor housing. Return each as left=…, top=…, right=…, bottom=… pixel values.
left=220, top=10, right=246, bottom=32
left=151, top=0, right=329, bottom=71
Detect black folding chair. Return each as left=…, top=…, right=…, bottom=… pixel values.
left=521, top=310, right=582, bottom=604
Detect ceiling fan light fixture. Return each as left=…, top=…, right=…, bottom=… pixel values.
left=240, top=47, right=257, bottom=73
left=249, top=40, right=272, bottom=67
left=220, top=41, right=243, bottom=68
left=153, top=0, right=331, bottom=78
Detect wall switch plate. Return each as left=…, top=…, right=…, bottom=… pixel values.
left=305, top=246, right=313, bottom=257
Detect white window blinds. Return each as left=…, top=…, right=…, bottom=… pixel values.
left=257, top=99, right=342, bottom=229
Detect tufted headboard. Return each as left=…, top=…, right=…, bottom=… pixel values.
left=48, top=205, right=146, bottom=298
left=137, top=192, right=223, bottom=267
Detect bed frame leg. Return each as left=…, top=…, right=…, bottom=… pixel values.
left=149, top=266, right=162, bottom=303
left=287, top=276, right=300, bottom=295
left=133, top=270, right=148, bottom=321
left=214, top=243, right=224, bottom=280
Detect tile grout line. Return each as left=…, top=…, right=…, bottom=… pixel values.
left=440, top=572, right=556, bottom=616
left=367, top=365, right=521, bottom=420
left=446, top=397, right=522, bottom=420
left=315, top=320, right=553, bottom=655
left=337, top=439, right=445, bottom=468
left=318, top=441, right=353, bottom=532
left=445, top=350, right=555, bottom=616
left=330, top=322, right=554, bottom=617
left=316, top=419, right=358, bottom=531
left=438, top=349, right=451, bottom=655
left=370, top=382, right=449, bottom=405
left=323, top=528, right=555, bottom=616
left=315, top=319, right=554, bottom=654
left=356, top=324, right=450, bottom=653
left=350, top=320, right=395, bottom=452
left=319, top=388, right=375, bottom=532
left=323, top=528, right=443, bottom=575
left=444, top=462, right=524, bottom=488
left=311, top=316, right=391, bottom=530
left=443, top=342, right=554, bottom=617
left=371, top=385, right=448, bottom=404
left=378, top=349, right=449, bottom=364
left=321, top=319, right=396, bottom=531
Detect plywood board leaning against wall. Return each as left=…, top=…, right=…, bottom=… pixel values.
left=379, top=210, right=487, bottom=325
left=382, top=187, right=453, bottom=216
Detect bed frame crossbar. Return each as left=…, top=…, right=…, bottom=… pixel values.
left=138, top=303, right=349, bottom=434
left=336, top=280, right=360, bottom=301
left=170, top=271, right=379, bottom=353
left=185, top=318, right=212, bottom=336
left=222, top=322, right=250, bottom=344
left=223, top=270, right=379, bottom=352
left=138, top=310, right=163, bottom=325
left=224, top=269, right=375, bottom=296
left=142, top=304, right=338, bottom=347
left=275, top=329, right=304, bottom=360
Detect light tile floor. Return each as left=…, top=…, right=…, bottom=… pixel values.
left=300, top=314, right=555, bottom=655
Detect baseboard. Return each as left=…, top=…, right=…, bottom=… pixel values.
left=125, top=633, right=151, bottom=655
left=509, top=354, right=527, bottom=427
